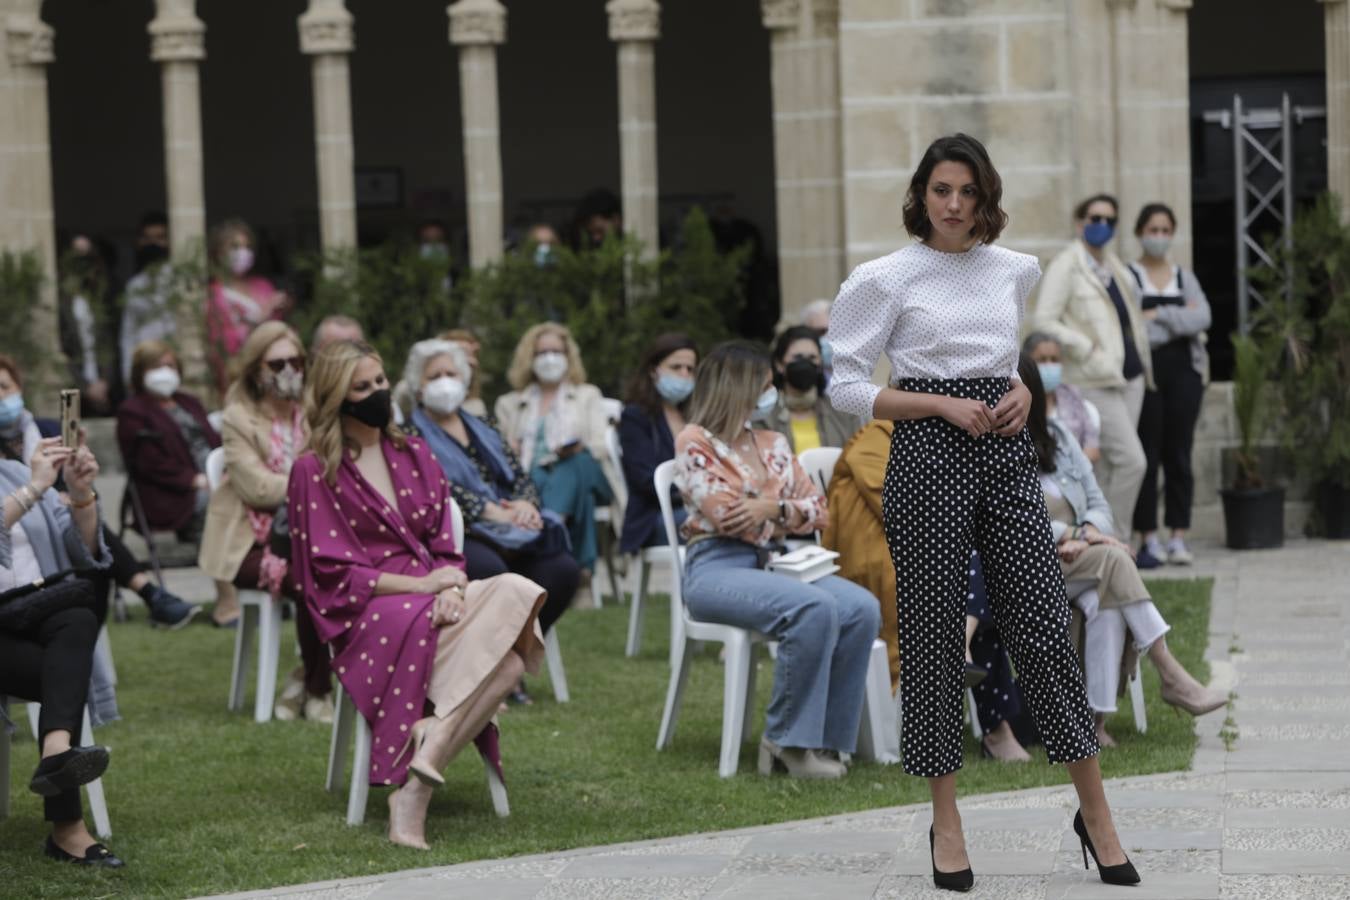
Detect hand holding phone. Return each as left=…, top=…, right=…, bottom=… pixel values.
left=59, top=389, right=81, bottom=448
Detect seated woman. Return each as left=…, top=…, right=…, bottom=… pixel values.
left=439, top=328, right=488, bottom=418
left=205, top=218, right=289, bottom=396
left=1020, top=353, right=1225, bottom=746
left=288, top=339, right=547, bottom=849
left=198, top=322, right=333, bottom=719
left=494, top=323, right=615, bottom=605
left=823, top=420, right=1031, bottom=762
left=766, top=326, right=860, bottom=452
left=403, top=337, right=576, bottom=700
left=1023, top=332, right=1102, bottom=464
left=0, top=353, right=196, bottom=628
left=116, top=340, right=219, bottom=545
left=618, top=333, right=697, bottom=555
left=0, top=436, right=122, bottom=867
left=675, top=342, right=879, bottom=780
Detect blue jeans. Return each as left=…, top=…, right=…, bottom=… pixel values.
left=683, top=538, right=881, bottom=753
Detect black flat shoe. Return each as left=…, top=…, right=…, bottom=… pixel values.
left=1073, top=809, right=1140, bottom=885
left=929, top=825, right=974, bottom=892
left=44, top=836, right=125, bottom=868
left=29, top=746, right=110, bottom=797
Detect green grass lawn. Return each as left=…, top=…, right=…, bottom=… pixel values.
left=1, top=577, right=1212, bottom=899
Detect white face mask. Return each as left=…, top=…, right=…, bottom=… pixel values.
left=532, top=351, right=569, bottom=384
left=144, top=366, right=181, bottom=398
left=753, top=386, right=779, bottom=420
left=227, top=246, right=254, bottom=276
left=421, top=375, right=467, bottom=415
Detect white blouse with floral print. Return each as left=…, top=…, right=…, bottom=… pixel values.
left=673, top=424, right=828, bottom=548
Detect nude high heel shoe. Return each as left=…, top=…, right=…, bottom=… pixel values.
left=757, top=738, right=845, bottom=779
left=408, top=717, right=448, bottom=787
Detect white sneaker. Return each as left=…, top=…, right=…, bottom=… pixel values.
left=304, top=693, right=335, bottom=724
left=1167, top=538, right=1193, bottom=566
left=274, top=671, right=305, bottom=721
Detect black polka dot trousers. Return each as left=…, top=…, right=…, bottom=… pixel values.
left=883, top=377, right=1099, bottom=777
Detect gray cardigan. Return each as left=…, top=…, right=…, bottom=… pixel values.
left=1043, top=419, right=1116, bottom=542
left=768, top=395, right=862, bottom=452
left=0, top=459, right=117, bottom=728
left=1128, top=262, right=1211, bottom=378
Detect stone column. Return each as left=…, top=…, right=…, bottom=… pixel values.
left=1111, top=0, right=1194, bottom=266
left=149, top=0, right=209, bottom=390
left=299, top=0, right=357, bottom=251
left=1324, top=0, right=1350, bottom=221
left=448, top=0, right=506, bottom=269
left=762, top=0, right=845, bottom=323
left=607, top=0, right=661, bottom=259
left=2, top=1, right=66, bottom=403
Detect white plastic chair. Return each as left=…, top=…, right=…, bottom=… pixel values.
left=326, top=497, right=510, bottom=824
left=588, top=400, right=627, bottom=606
left=606, top=424, right=681, bottom=659
left=207, top=447, right=285, bottom=723
left=797, top=446, right=843, bottom=495
left=653, top=460, right=772, bottom=777
left=1066, top=583, right=1147, bottom=734
left=0, top=698, right=111, bottom=839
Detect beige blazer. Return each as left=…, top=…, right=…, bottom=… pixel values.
left=493, top=381, right=621, bottom=508
left=198, top=401, right=305, bottom=582
left=1028, top=241, right=1154, bottom=391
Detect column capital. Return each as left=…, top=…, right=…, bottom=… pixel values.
left=812, top=0, right=839, bottom=35
left=761, top=0, right=800, bottom=31
left=6, top=14, right=54, bottom=66
left=448, top=0, right=506, bottom=47
left=607, top=0, right=660, bottom=42
left=299, top=0, right=354, bottom=55
left=148, top=5, right=206, bottom=63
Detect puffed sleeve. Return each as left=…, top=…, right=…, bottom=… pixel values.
left=1011, top=253, right=1042, bottom=378
left=826, top=263, right=903, bottom=419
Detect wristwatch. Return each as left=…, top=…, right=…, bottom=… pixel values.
left=777, top=500, right=788, bottom=523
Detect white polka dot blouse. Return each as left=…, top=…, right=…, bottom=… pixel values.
left=825, top=242, right=1042, bottom=419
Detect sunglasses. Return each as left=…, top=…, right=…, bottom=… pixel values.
left=265, top=356, right=304, bottom=373
left=1087, top=215, right=1118, bottom=226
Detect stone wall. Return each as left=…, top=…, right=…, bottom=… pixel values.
left=838, top=0, right=1078, bottom=269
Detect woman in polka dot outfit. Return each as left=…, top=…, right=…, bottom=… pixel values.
left=827, top=134, right=1137, bottom=890
left=288, top=340, right=548, bottom=850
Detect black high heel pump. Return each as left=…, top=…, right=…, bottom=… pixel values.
left=1073, top=809, right=1140, bottom=886
left=928, top=825, right=974, bottom=892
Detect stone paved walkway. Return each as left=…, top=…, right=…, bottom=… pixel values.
left=209, top=540, right=1350, bottom=900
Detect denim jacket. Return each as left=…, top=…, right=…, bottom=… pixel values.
left=1042, top=419, right=1115, bottom=542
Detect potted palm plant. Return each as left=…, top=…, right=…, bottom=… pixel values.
left=1219, top=332, right=1284, bottom=548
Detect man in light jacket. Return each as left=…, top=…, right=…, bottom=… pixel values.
left=1028, top=194, right=1153, bottom=541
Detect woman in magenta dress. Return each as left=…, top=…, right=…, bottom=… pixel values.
left=288, top=339, right=547, bottom=849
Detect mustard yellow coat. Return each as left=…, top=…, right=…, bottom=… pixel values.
left=821, top=420, right=898, bottom=689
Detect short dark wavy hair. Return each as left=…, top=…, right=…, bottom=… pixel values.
left=902, top=134, right=1008, bottom=245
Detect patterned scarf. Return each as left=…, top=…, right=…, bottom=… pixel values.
left=245, top=404, right=305, bottom=596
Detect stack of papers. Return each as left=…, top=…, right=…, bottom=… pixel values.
left=766, top=545, right=840, bottom=584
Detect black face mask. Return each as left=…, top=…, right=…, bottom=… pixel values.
left=134, top=243, right=169, bottom=273
left=784, top=358, right=822, bottom=392
left=341, top=389, right=392, bottom=429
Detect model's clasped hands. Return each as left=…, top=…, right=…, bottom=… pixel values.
left=939, top=381, right=1031, bottom=439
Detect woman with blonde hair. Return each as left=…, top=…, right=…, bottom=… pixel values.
left=288, top=339, right=547, bottom=849
left=494, top=322, right=614, bottom=603
left=205, top=218, right=290, bottom=395
left=675, top=342, right=880, bottom=780
left=198, top=321, right=332, bottom=721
